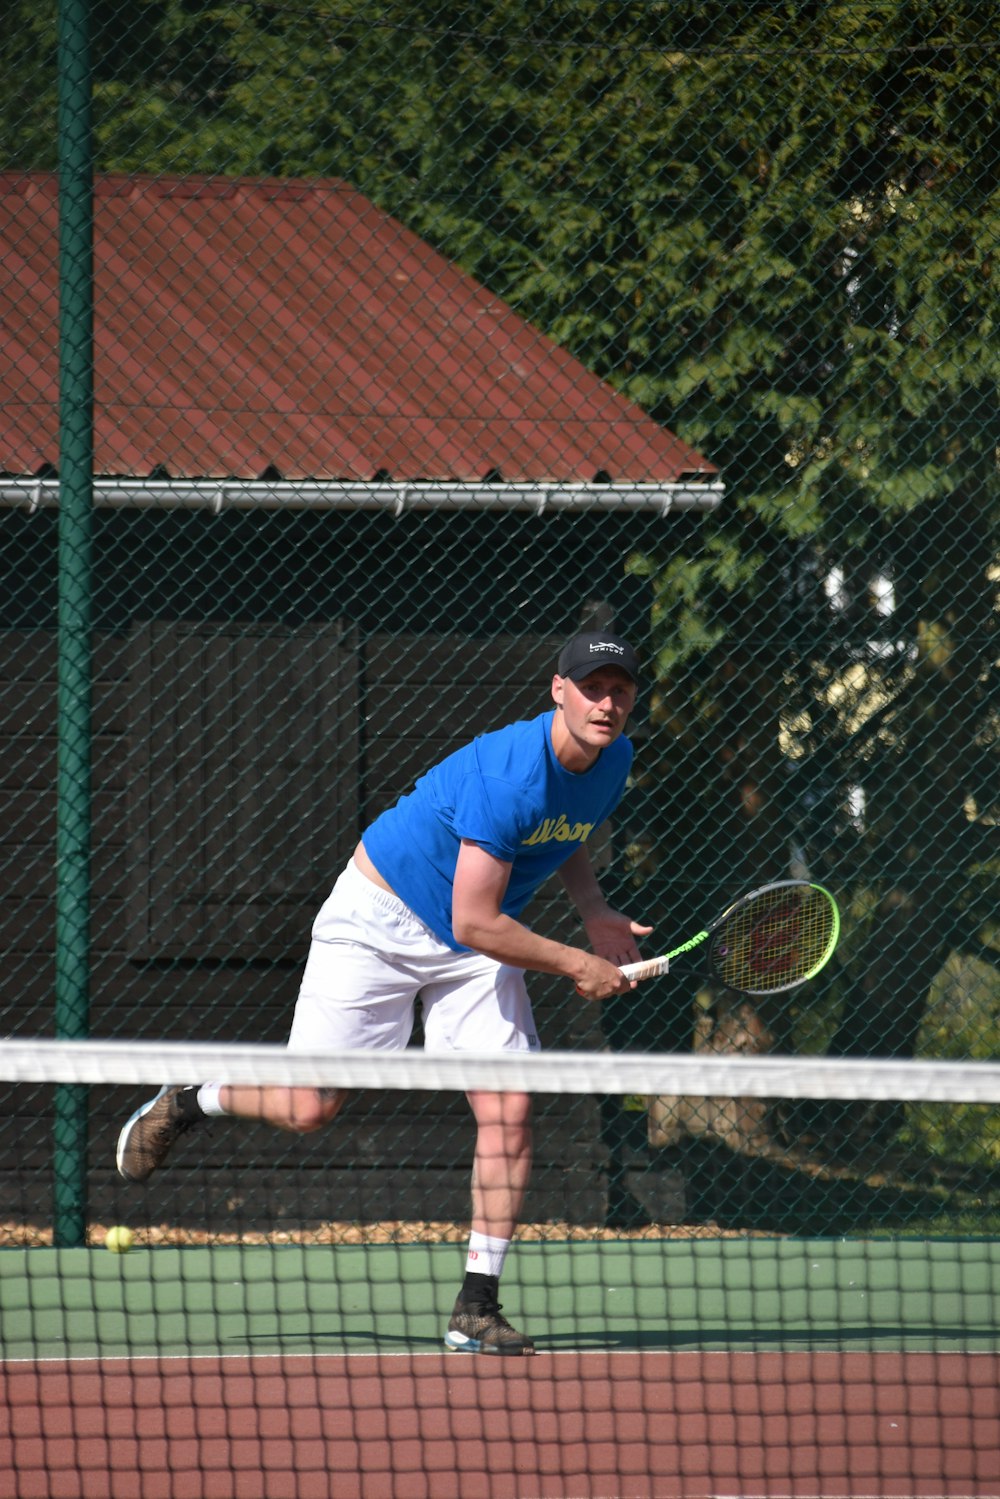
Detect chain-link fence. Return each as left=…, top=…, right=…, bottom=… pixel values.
left=2, top=2, right=999, bottom=1243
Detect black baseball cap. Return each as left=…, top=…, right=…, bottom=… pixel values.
left=556, top=632, right=641, bottom=685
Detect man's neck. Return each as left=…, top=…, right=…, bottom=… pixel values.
left=549, top=711, right=601, bottom=774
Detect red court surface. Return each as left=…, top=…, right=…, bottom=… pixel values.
left=2, top=1348, right=998, bottom=1499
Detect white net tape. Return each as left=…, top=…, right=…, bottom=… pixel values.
left=6, top=1038, right=1000, bottom=1103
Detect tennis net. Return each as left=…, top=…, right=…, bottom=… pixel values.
left=3, top=1039, right=1000, bottom=1499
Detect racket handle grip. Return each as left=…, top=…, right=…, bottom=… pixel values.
left=620, top=956, right=669, bottom=982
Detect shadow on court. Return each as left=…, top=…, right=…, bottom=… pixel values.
left=244, top=1322, right=1000, bottom=1355
left=661, top=1137, right=972, bottom=1235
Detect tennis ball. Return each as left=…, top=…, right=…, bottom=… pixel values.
left=105, top=1225, right=135, bottom=1254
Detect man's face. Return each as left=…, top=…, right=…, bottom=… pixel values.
left=551, top=666, right=637, bottom=757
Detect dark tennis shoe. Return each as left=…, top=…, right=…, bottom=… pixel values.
left=116, top=1084, right=202, bottom=1183
left=444, top=1292, right=535, bottom=1355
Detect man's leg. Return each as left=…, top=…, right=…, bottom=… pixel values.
left=116, top=1083, right=347, bottom=1183
left=467, top=1087, right=533, bottom=1241
left=117, top=859, right=420, bottom=1184
left=212, top=1084, right=347, bottom=1131
left=443, top=1088, right=536, bottom=1355
left=422, top=955, right=539, bottom=1356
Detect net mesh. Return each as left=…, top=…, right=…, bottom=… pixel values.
left=3, top=0, right=1000, bottom=1492
left=3, top=1044, right=1000, bottom=1497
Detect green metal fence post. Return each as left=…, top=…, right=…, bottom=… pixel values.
left=54, top=0, right=94, bottom=1248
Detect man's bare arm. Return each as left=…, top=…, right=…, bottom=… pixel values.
left=557, top=844, right=654, bottom=968
left=450, top=839, right=632, bottom=1000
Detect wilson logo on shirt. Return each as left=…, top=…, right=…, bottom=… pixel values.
left=522, top=815, right=594, bottom=847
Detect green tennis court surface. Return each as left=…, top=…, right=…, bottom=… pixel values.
left=3, top=1238, right=998, bottom=1361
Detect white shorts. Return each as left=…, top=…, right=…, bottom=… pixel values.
left=287, top=859, right=540, bottom=1055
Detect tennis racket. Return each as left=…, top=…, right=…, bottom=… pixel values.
left=619, top=880, right=840, bottom=997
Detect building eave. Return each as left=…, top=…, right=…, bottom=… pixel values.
left=1, top=477, right=725, bottom=516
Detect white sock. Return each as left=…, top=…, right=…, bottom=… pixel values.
left=464, top=1231, right=510, bottom=1279
left=196, top=1082, right=227, bottom=1116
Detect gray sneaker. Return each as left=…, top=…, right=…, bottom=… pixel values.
left=444, top=1294, right=535, bottom=1355
left=116, top=1085, right=201, bottom=1183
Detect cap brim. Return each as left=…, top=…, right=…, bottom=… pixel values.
left=564, top=657, right=639, bottom=683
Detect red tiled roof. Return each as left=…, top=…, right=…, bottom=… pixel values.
left=0, top=174, right=716, bottom=486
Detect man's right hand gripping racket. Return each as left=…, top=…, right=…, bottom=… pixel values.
left=620, top=880, right=840, bottom=997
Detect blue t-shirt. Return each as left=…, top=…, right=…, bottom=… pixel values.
left=362, top=709, right=632, bottom=950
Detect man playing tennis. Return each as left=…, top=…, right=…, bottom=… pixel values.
left=117, top=631, right=652, bottom=1355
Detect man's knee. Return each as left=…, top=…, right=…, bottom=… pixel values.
left=283, top=1087, right=345, bottom=1133
left=468, top=1088, right=532, bottom=1126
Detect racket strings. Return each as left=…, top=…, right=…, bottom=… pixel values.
left=710, top=887, right=836, bottom=995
